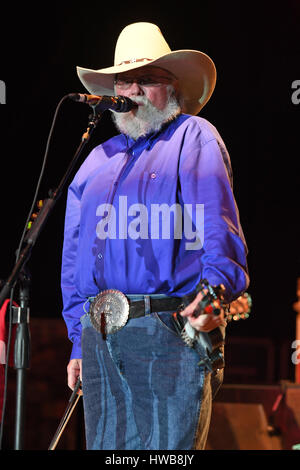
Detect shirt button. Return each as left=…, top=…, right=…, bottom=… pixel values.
left=150, top=172, right=156, bottom=179
left=98, top=253, right=103, bottom=259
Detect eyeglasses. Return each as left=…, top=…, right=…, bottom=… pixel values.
left=114, top=75, right=175, bottom=90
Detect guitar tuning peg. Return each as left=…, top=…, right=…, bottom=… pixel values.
left=244, top=292, right=252, bottom=308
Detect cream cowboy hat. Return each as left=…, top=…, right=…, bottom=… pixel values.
left=76, top=22, right=216, bottom=116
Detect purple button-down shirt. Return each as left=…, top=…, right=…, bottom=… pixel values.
left=61, top=114, right=249, bottom=358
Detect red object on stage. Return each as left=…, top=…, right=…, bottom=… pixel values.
left=0, top=299, right=17, bottom=422
left=293, top=279, right=300, bottom=384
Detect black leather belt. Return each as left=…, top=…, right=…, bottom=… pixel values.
left=88, top=290, right=196, bottom=335
left=128, top=296, right=184, bottom=319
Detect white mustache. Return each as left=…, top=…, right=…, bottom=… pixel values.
left=130, top=96, right=150, bottom=106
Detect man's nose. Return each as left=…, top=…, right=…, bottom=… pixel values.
left=127, top=81, right=144, bottom=95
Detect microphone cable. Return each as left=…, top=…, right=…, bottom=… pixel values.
left=0, top=94, right=69, bottom=449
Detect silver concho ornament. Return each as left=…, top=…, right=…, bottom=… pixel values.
left=89, top=289, right=129, bottom=335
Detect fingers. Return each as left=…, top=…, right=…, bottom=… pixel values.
left=187, top=312, right=225, bottom=332
left=180, top=290, right=205, bottom=318
left=67, top=358, right=82, bottom=390
left=179, top=289, right=225, bottom=332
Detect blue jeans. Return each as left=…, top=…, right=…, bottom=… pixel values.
left=80, top=302, right=212, bottom=450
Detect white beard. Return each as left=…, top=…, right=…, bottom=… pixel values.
left=111, top=89, right=181, bottom=140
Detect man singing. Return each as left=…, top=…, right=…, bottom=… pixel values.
left=61, top=22, right=249, bottom=450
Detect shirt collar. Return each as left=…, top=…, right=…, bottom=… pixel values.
left=121, top=114, right=186, bottom=154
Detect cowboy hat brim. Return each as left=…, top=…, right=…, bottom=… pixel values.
left=76, top=49, right=216, bottom=116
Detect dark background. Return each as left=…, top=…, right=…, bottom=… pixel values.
left=0, top=1, right=299, bottom=374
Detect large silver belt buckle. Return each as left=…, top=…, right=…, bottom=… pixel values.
left=89, top=289, right=129, bottom=334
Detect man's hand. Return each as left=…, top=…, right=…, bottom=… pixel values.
left=67, top=358, right=82, bottom=390
left=180, top=290, right=225, bottom=332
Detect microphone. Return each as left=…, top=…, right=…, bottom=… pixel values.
left=68, top=93, right=135, bottom=113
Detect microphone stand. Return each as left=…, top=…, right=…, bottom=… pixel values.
left=13, top=268, right=31, bottom=451
left=0, top=106, right=102, bottom=449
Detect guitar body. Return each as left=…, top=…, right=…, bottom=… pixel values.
left=197, top=326, right=226, bottom=371
left=172, top=311, right=226, bottom=371
left=172, top=280, right=251, bottom=372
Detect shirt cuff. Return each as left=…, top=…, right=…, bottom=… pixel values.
left=70, top=338, right=82, bottom=360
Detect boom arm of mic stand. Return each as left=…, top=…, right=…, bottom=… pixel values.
left=0, top=110, right=102, bottom=309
